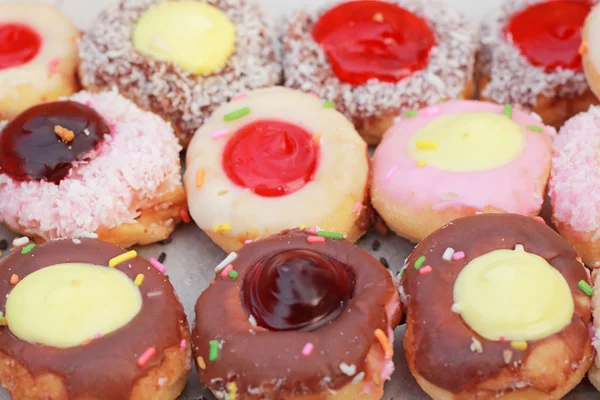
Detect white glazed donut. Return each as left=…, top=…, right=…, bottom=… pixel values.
left=185, top=87, right=370, bottom=253
left=0, top=3, right=79, bottom=120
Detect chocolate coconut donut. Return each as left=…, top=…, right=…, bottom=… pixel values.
left=78, top=0, right=281, bottom=147
left=0, top=238, right=191, bottom=400
left=282, top=0, right=478, bottom=144
left=401, top=214, right=593, bottom=399
left=192, top=229, right=402, bottom=399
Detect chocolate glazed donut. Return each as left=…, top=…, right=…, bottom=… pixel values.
left=401, top=213, right=594, bottom=400
left=0, top=239, right=191, bottom=400
left=192, top=229, right=402, bottom=399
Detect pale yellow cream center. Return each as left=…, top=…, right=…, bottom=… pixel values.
left=132, top=1, right=236, bottom=75
left=407, top=112, right=525, bottom=172
left=453, top=249, right=573, bottom=341
left=5, top=263, right=142, bottom=348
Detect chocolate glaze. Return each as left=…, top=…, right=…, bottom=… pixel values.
left=192, top=230, right=401, bottom=396
left=402, top=214, right=592, bottom=394
left=0, top=101, right=109, bottom=183
left=0, top=239, right=188, bottom=400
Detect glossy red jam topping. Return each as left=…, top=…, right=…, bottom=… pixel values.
left=242, top=249, right=355, bottom=331
left=505, top=0, right=593, bottom=71
left=222, top=120, right=319, bottom=197
left=312, top=0, right=435, bottom=86
left=0, top=23, right=42, bottom=70
left=0, top=101, right=110, bottom=183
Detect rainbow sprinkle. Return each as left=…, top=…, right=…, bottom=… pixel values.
left=307, top=236, right=326, bottom=244
left=180, top=340, right=187, bottom=352
left=302, top=343, right=314, bottom=356
left=374, top=329, right=392, bottom=357
left=228, top=270, right=239, bottom=279
left=317, top=231, right=344, bottom=239
left=527, top=125, right=544, bottom=132
left=503, top=104, right=513, bottom=118
left=514, top=244, right=524, bottom=252
left=452, top=251, right=465, bottom=261
left=404, top=110, right=417, bottom=117
left=510, top=341, right=528, bottom=351
left=209, top=340, right=220, bottom=361
left=149, top=258, right=167, bottom=274
left=323, top=101, right=335, bottom=109
left=442, top=248, right=455, bottom=261
left=416, top=140, right=437, bottom=150
left=12, top=237, right=29, bottom=247
left=414, top=256, right=426, bottom=270
left=419, top=266, right=432, bottom=275
left=213, top=223, right=232, bottom=233
left=417, top=160, right=427, bottom=167
left=137, top=346, right=157, bottom=367
left=232, top=93, right=247, bottom=101
left=134, top=274, right=145, bottom=286
left=197, top=356, right=207, bottom=370
left=211, top=128, right=230, bottom=139
left=227, top=382, right=238, bottom=400
left=215, top=253, right=238, bottom=272
left=9, top=274, right=19, bottom=285
left=21, top=244, right=35, bottom=255
left=196, top=168, right=205, bottom=189
left=244, top=240, right=253, bottom=244
left=224, top=107, right=251, bottom=121
left=109, top=250, right=137, bottom=268
left=385, top=165, right=399, bottom=182
left=220, top=264, right=234, bottom=278
left=422, top=105, right=441, bottom=117
left=180, top=209, right=191, bottom=223
left=353, top=202, right=363, bottom=214
left=578, top=280, right=594, bottom=296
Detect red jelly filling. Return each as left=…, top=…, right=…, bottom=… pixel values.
left=505, top=0, right=593, bottom=71
left=312, top=0, right=435, bottom=86
left=0, top=23, right=42, bottom=70
left=0, top=101, right=110, bottom=183
left=222, top=120, right=319, bottom=197
left=242, top=249, right=355, bottom=331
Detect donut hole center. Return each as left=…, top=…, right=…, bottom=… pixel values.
left=222, top=119, right=320, bottom=197
left=504, top=0, right=592, bottom=71
left=312, top=0, right=435, bottom=86
left=0, top=23, right=41, bottom=70
left=0, top=101, right=110, bottom=183
left=242, top=249, right=355, bottom=331
left=453, top=248, right=574, bottom=341
left=5, top=263, right=142, bottom=348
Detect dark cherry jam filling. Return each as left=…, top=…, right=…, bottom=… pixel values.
left=312, top=0, right=435, bottom=86
left=242, top=249, right=355, bottom=331
left=222, top=119, right=319, bottom=198
left=0, top=23, right=42, bottom=70
left=0, top=101, right=110, bottom=183
left=504, top=0, right=593, bottom=71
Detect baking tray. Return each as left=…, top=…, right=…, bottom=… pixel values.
left=0, top=221, right=599, bottom=400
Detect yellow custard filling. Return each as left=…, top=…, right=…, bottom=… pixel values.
left=5, top=263, right=142, bottom=348
left=453, top=248, right=573, bottom=341
left=407, top=112, right=525, bottom=172
left=132, top=1, right=236, bottom=75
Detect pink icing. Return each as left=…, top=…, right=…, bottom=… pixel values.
left=549, top=106, right=600, bottom=235
left=0, top=91, right=183, bottom=240
left=372, top=100, right=553, bottom=215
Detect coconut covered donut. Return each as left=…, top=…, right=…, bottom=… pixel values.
left=184, top=87, right=370, bottom=253
left=401, top=213, right=594, bottom=400
left=371, top=100, right=553, bottom=243
left=549, top=106, right=600, bottom=268
left=0, top=91, right=186, bottom=248
left=0, top=2, right=79, bottom=121
left=478, top=0, right=599, bottom=129
left=282, top=0, right=478, bottom=145
left=583, top=3, right=600, bottom=100
left=192, top=229, right=402, bottom=399
left=79, top=0, right=281, bottom=147
left=0, top=238, right=191, bottom=399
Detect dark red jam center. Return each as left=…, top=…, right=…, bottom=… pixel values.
left=504, top=0, right=593, bottom=71
left=311, top=0, right=435, bottom=86
left=0, top=101, right=110, bottom=183
left=242, top=249, right=355, bottom=331
left=0, top=23, right=42, bottom=70
left=222, top=120, right=319, bottom=197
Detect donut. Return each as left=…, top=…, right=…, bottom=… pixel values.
left=192, top=229, right=402, bottom=399
left=184, top=87, right=370, bottom=253
left=401, top=213, right=594, bottom=400
left=0, top=90, right=186, bottom=248
left=282, top=0, right=478, bottom=145
left=548, top=106, right=600, bottom=268
left=583, top=3, right=600, bottom=100
left=371, top=100, right=553, bottom=243
left=0, top=3, right=80, bottom=121
left=78, top=0, right=281, bottom=147
left=478, top=0, right=599, bottom=129
left=0, top=238, right=191, bottom=399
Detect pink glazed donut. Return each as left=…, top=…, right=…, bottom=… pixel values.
left=550, top=106, right=600, bottom=268
left=371, top=100, right=554, bottom=242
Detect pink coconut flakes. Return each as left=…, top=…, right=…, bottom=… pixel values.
left=0, top=90, right=183, bottom=240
